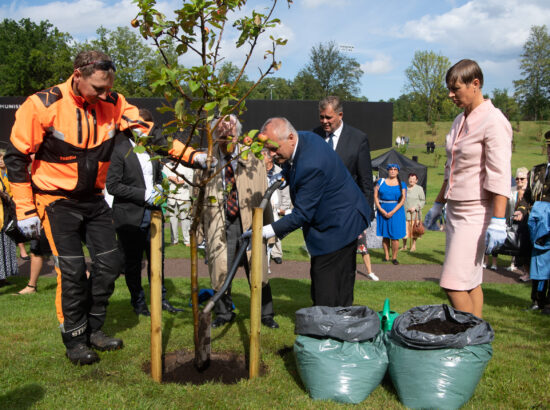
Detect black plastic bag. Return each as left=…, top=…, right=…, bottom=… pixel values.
left=387, top=304, right=494, bottom=409
left=295, top=305, right=380, bottom=342
left=390, top=304, right=494, bottom=349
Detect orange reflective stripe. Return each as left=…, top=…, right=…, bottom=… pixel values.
left=35, top=195, right=64, bottom=324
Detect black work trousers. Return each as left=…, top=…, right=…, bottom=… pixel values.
left=39, top=196, right=121, bottom=348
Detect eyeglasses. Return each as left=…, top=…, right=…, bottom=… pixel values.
left=515, top=177, right=526, bottom=181
left=77, top=60, right=117, bottom=72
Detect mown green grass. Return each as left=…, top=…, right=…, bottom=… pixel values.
left=6, top=120, right=549, bottom=408
left=1, top=275, right=549, bottom=409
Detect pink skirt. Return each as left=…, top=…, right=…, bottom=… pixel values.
left=440, top=199, right=492, bottom=291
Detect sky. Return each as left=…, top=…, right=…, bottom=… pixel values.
left=1, top=0, right=549, bottom=101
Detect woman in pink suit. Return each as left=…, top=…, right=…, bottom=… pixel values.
left=424, top=59, right=512, bottom=318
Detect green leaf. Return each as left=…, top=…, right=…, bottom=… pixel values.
left=247, top=129, right=259, bottom=138
left=188, top=80, right=200, bottom=93
left=207, top=196, right=217, bottom=204
left=133, top=145, right=146, bottom=153
left=203, top=101, right=217, bottom=111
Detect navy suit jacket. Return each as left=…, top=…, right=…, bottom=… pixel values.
left=271, top=131, right=370, bottom=256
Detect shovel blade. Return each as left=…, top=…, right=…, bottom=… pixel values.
left=194, top=310, right=211, bottom=370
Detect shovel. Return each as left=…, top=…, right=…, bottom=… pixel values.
left=194, top=178, right=284, bottom=370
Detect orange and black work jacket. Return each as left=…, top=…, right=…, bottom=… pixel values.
left=5, top=74, right=153, bottom=221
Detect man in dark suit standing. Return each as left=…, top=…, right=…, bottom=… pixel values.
left=313, top=96, right=374, bottom=213
left=259, top=117, right=371, bottom=307
left=106, top=124, right=182, bottom=317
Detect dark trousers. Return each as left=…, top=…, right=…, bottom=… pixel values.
left=531, top=279, right=549, bottom=307
left=116, top=209, right=167, bottom=310
left=310, top=239, right=357, bottom=307
left=42, top=197, right=121, bottom=348
left=214, top=215, right=274, bottom=320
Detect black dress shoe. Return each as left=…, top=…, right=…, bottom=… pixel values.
left=211, top=313, right=236, bottom=328
left=162, top=300, right=184, bottom=313
left=392, top=259, right=399, bottom=265
left=261, top=317, right=279, bottom=329
left=134, top=304, right=151, bottom=317
left=66, top=343, right=99, bottom=365
left=89, top=330, right=123, bottom=351
left=272, top=257, right=283, bottom=264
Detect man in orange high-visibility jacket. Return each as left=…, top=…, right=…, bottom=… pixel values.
left=4, top=50, right=204, bottom=365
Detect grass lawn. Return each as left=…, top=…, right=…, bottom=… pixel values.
left=4, top=120, right=549, bottom=408
left=1, top=274, right=549, bottom=409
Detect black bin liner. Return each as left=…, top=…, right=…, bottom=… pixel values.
left=387, top=304, right=494, bottom=409
left=295, top=305, right=380, bottom=342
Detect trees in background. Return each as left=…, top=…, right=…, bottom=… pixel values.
left=0, top=17, right=548, bottom=120
left=404, top=50, right=451, bottom=125
left=80, top=26, right=160, bottom=97
left=0, top=18, right=74, bottom=96
left=300, top=41, right=363, bottom=99
left=513, top=25, right=550, bottom=121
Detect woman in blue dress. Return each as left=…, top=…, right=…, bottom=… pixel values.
left=375, top=163, right=407, bottom=264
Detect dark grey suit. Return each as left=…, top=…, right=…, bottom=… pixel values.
left=313, top=123, right=374, bottom=217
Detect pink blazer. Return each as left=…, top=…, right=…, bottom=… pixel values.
left=444, top=99, right=512, bottom=201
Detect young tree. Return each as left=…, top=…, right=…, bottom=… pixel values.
left=132, top=0, right=290, bottom=368
left=513, top=25, right=550, bottom=120
left=404, top=50, right=451, bottom=125
left=301, top=41, right=363, bottom=99
left=0, top=18, right=74, bottom=96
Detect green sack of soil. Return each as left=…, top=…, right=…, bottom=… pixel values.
left=293, top=306, right=388, bottom=404
left=387, top=304, right=494, bottom=409
left=294, top=334, right=388, bottom=404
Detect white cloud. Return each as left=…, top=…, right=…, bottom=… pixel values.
left=361, top=54, right=393, bottom=75
left=400, top=0, right=549, bottom=59
left=302, top=0, right=351, bottom=8
left=0, top=0, right=179, bottom=40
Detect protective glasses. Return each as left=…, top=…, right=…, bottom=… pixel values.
left=77, top=60, right=117, bottom=72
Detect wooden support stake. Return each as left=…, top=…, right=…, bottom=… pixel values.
left=249, top=207, right=263, bottom=379
left=150, top=210, right=163, bottom=382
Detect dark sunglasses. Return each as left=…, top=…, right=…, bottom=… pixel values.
left=515, top=177, right=526, bottom=181
left=77, top=60, right=117, bottom=72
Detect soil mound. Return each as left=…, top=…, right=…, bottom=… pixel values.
left=143, top=350, right=266, bottom=385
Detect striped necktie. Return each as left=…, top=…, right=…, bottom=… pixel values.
left=225, top=157, right=238, bottom=220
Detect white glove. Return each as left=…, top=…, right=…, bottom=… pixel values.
left=18, top=216, right=41, bottom=239
left=485, top=217, right=507, bottom=254
left=424, top=202, right=444, bottom=230
left=194, top=152, right=218, bottom=169
left=241, top=225, right=276, bottom=241
left=269, top=172, right=287, bottom=189
left=145, top=184, right=163, bottom=206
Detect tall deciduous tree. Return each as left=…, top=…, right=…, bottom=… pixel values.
left=404, top=50, right=451, bottom=125
left=0, top=18, right=74, bottom=96
left=302, top=41, right=363, bottom=99
left=513, top=25, right=550, bottom=121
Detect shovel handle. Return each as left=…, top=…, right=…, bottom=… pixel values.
left=203, top=178, right=284, bottom=314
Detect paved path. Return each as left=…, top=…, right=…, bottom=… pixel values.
left=17, top=258, right=525, bottom=285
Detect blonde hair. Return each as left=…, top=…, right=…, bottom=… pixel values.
left=515, top=167, right=528, bottom=178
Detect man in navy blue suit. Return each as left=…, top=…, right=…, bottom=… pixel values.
left=259, top=117, right=371, bottom=307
